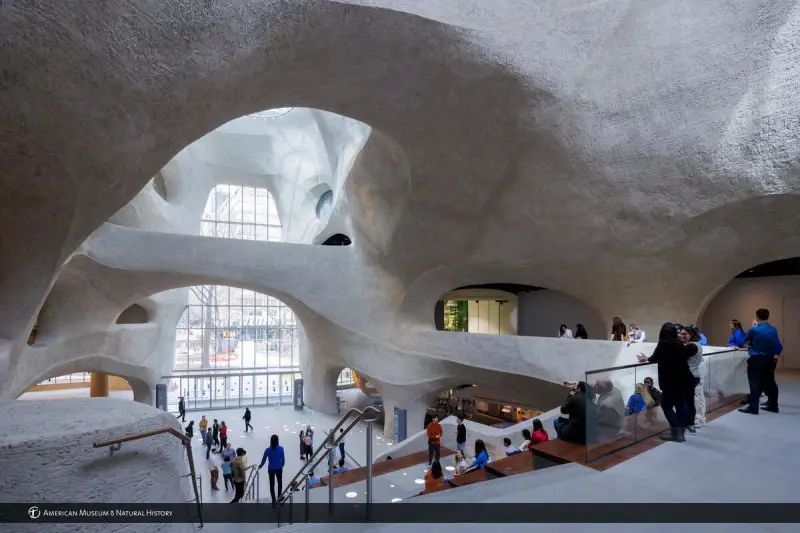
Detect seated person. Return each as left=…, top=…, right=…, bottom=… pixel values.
left=518, top=429, right=532, bottom=451
left=627, top=324, right=647, bottom=345
left=528, top=418, right=549, bottom=448
left=643, top=377, right=662, bottom=420
left=452, top=450, right=468, bottom=477
left=625, top=383, right=650, bottom=415
left=553, top=381, right=594, bottom=444
left=594, top=378, right=626, bottom=433
left=424, top=460, right=445, bottom=492
left=464, top=439, right=489, bottom=473
left=504, top=437, right=519, bottom=456
left=332, top=457, right=349, bottom=474
left=307, top=471, right=323, bottom=487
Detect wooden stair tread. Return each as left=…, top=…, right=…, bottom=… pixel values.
left=448, top=467, right=487, bottom=487
left=319, top=447, right=454, bottom=489
left=485, top=451, right=535, bottom=477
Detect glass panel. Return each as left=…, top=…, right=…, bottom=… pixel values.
left=281, top=374, right=292, bottom=405
left=226, top=376, right=240, bottom=408
left=268, top=375, right=280, bottom=405
left=242, top=374, right=254, bottom=407
left=255, top=374, right=268, bottom=405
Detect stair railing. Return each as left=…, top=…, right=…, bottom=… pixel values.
left=243, top=465, right=260, bottom=501
left=94, top=426, right=203, bottom=529
left=273, top=405, right=382, bottom=526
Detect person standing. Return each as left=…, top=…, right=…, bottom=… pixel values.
left=303, top=432, right=312, bottom=459
left=185, top=420, right=194, bottom=439
left=299, top=430, right=306, bottom=460
left=258, top=434, right=286, bottom=506
left=229, top=448, right=247, bottom=503
left=220, top=421, right=228, bottom=448
left=738, top=308, right=782, bottom=415
left=205, top=429, right=214, bottom=459
left=426, top=414, right=443, bottom=466
left=207, top=448, right=221, bottom=491
left=221, top=442, right=236, bottom=463
left=728, top=319, right=747, bottom=348
left=199, top=416, right=208, bottom=444
left=682, top=326, right=706, bottom=431
left=212, top=419, right=220, bottom=447
left=637, top=323, right=697, bottom=442
left=177, top=397, right=186, bottom=422
left=455, top=416, right=467, bottom=455
left=627, top=324, right=646, bottom=344
left=243, top=408, right=254, bottom=432
left=220, top=455, right=233, bottom=491
left=611, top=317, right=627, bottom=341
left=338, top=428, right=346, bottom=463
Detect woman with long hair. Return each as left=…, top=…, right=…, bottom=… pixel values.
left=299, top=430, right=306, bottom=460
left=637, top=323, right=697, bottom=442
left=424, top=460, right=444, bottom=492
left=611, top=317, right=627, bottom=341
left=559, top=324, right=573, bottom=339
left=530, top=418, right=549, bottom=445
left=728, top=319, right=747, bottom=348
left=258, top=434, right=286, bottom=506
left=575, top=324, right=589, bottom=339
left=465, top=439, right=489, bottom=472
left=453, top=450, right=468, bottom=476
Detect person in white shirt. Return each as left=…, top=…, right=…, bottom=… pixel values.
left=503, top=438, right=519, bottom=456
left=559, top=324, right=574, bottom=339
left=627, top=324, right=646, bottom=345
left=518, top=429, right=531, bottom=452
left=207, top=448, right=221, bottom=491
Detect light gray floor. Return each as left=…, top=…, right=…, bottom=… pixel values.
left=248, top=372, right=800, bottom=533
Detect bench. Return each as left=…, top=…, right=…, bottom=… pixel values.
left=318, top=447, right=454, bottom=489
left=448, top=467, right=488, bottom=487
left=485, top=451, right=536, bottom=477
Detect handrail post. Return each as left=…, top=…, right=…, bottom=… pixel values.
left=256, top=469, right=260, bottom=502
left=289, top=491, right=294, bottom=525
left=366, top=420, right=373, bottom=516
left=305, top=474, right=311, bottom=522
left=184, top=442, right=204, bottom=528
left=327, top=431, right=336, bottom=515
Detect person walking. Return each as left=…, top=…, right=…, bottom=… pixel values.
left=212, top=419, right=220, bottom=447
left=220, top=421, right=228, bottom=448
left=205, top=429, right=214, bottom=459
left=207, top=448, right=220, bottom=491
left=455, top=416, right=467, bottom=455
left=738, top=308, right=782, bottom=415
left=229, top=448, right=247, bottom=503
left=299, top=430, right=306, bottom=460
left=426, top=414, right=443, bottom=466
left=637, top=323, right=697, bottom=442
left=199, top=416, right=208, bottom=444
left=258, top=434, right=286, bottom=506
left=243, top=408, right=254, bottom=432
left=177, top=397, right=186, bottom=422
left=185, top=420, right=194, bottom=439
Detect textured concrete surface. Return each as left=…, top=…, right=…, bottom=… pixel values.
left=0, top=398, right=194, bottom=532
left=1, top=0, right=799, bottom=516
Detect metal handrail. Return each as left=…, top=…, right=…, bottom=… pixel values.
left=94, top=427, right=203, bottom=528
left=272, top=405, right=382, bottom=507
left=585, top=347, right=739, bottom=375
left=243, top=465, right=260, bottom=501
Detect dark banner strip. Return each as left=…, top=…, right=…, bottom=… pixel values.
left=4, top=503, right=800, bottom=524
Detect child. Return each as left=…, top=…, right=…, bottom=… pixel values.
left=220, top=455, right=233, bottom=491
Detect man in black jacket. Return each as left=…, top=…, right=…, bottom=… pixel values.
left=456, top=416, right=467, bottom=455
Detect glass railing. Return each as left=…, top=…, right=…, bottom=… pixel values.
left=581, top=347, right=748, bottom=462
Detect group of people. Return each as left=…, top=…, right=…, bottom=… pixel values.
left=552, top=309, right=782, bottom=444
left=422, top=414, right=552, bottom=493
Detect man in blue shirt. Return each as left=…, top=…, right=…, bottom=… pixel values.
left=738, top=308, right=782, bottom=414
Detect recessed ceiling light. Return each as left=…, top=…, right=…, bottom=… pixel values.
left=345, top=492, right=358, bottom=498
left=388, top=443, right=393, bottom=446
left=414, top=479, right=424, bottom=485
left=391, top=498, right=403, bottom=503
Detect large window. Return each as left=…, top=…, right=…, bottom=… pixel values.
left=201, top=185, right=282, bottom=242
left=337, top=368, right=354, bottom=387
left=37, top=373, right=91, bottom=386
left=174, top=287, right=298, bottom=371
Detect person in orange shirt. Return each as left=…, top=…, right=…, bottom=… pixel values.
left=426, top=414, right=443, bottom=466
left=424, top=460, right=444, bottom=493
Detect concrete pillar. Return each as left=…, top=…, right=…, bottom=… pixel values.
left=90, top=372, right=109, bottom=397
left=434, top=301, right=445, bottom=331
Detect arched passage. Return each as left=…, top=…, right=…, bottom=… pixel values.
left=700, top=257, right=800, bottom=369
left=20, top=371, right=140, bottom=403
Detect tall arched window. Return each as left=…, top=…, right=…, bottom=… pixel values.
left=201, top=185, right=282, bottom=241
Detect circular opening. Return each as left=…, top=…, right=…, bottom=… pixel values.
left=316, top=189, right=334, bottom=222
left=249, top=108, right=294, bottom=119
